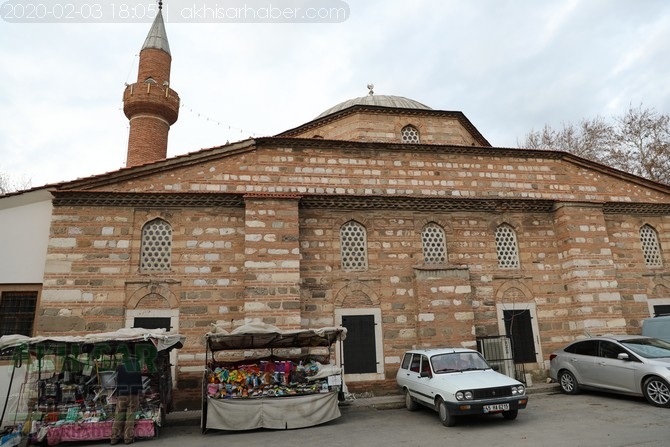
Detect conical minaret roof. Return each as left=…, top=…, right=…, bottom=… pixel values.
left=142, top=8, right=171, bottom=55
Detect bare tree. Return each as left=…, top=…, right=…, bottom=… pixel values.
left=519, top=104, right=670, bottom=184
left=0, top=171, right=31, bottom=194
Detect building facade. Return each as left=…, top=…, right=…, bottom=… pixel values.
left=5, top=10, right=670, bottom=408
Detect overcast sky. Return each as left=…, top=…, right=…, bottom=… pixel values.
left=1, top=0, right=669, bottom=188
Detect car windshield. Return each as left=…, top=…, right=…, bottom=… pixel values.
left=620, top=338, right=670, bottom=359
left=431, top=352, right=490, bottom=373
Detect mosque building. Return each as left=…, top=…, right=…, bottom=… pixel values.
left=4, top=5, right=670, bottom=407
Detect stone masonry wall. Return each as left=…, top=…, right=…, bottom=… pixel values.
left=39, top=141, right=670, bottom=402
left=288, top=112, right=481, bottom=146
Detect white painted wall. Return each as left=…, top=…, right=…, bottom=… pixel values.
left=0, top=363, right=27, bottom=427
left=1, top=189, right=53, bottom=425
left=0, top=189, right=53, bottom=283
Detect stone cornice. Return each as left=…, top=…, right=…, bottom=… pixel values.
left=602, top=202, right=670, bottom=215
left=52, top=191, right=245, bottom=208
left=50, top=190, right=670, bottom=215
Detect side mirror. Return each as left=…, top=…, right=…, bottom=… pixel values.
left=617, top=353, right=630, bottom=361
left=420, top=370, right=432, bottom=378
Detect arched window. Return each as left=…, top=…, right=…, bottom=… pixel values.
left=640, top=224, right=663, bottom=267
left=495, top=224, right=520, bottom=269
left=401, top=125, right=420, bottom=143
left=421, top=223, right=447, bottom=265
left=340, top=220, right=368, bottom=271
left=140, top=218, right=172, bottom=271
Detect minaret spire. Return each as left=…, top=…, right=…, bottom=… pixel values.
left=122, top=1, right=180, bottom=167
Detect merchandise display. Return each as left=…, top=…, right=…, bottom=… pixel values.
left=0, top=329, right=184, bottom=446
left=205, top=358, right=338, bottom=399
left=201, top=323, right=346, bottom=432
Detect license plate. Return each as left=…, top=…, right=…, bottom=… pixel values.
left=483, top=403, right=509, bottom=413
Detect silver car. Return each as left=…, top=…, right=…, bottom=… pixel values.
left=549, top=335, right=670, bottom=407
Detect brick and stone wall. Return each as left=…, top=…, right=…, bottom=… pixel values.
left=39, top=138, right=670, bottom=403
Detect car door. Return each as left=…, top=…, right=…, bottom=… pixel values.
left=399, top=353, right=427, bottom=403
left=564, top=340, right=599, bottom=386
left=595, top=340, right=638, bottom=392
left=412, top=355, right=435, bottom=405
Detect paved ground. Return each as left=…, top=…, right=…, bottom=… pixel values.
left=167, top=381, right=561, bottom=425
left=36, top=383, right=670, bottom=447
left=163, top=382, right=668, bottom=447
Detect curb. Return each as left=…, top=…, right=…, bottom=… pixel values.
left=342, top=383, right=561, bottom=411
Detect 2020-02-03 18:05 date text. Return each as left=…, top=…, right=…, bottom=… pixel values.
left=0, top=1, right=163, bottom=22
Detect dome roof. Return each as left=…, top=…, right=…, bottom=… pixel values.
left=316, top=94, right=432, bottom=119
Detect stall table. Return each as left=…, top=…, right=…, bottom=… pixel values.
left=202, top=323, right=346, bottom=432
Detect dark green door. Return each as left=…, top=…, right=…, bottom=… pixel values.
left=341, top=315, right=377, bottom=373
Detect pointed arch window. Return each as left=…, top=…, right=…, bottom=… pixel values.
left=640, top=224, right=663, bottom=267
left=340, top=220, right=368, bottom=271
left=140, top=218, right=173, bottom=271
left=401, top=125, right=420, bottom=143
left=421, top=223, right=447, bottom=265
left=495, top=224, right=520, bottom=269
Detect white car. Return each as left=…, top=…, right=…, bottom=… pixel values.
left=396, top=348, right=528, bottom=426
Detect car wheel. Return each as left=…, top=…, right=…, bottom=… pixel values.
left=502, top=409, right=518, bottom=420
left=643, top=376, right=670, bottom=407
left=404, top=388, right=418, bottom=411
left=558, top=370, right=580, bottom=395
left=437, top=398, right=456, bottom=427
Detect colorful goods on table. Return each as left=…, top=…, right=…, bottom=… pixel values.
left=206, top=359, right=331, bottom=399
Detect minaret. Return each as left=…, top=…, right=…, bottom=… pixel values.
left=123, top=1, right=179, bottom=167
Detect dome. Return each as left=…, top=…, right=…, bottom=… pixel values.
left=315, top=94, right=432, bottom=119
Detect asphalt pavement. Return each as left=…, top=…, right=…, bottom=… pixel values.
left=61, top=382, right=670, bottom=447
left=165, top=381, right=561, bottom=427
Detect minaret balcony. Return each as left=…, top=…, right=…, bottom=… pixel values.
left=123, top=82, right=180, bottom=124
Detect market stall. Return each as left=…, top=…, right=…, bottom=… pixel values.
left=202, top=323, right=346, bottom=432
left=0, top=328, right=185, bottom=446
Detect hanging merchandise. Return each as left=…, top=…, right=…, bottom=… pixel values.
left=0, top=328, right=185, bottom=446
left=201, top=323, right=347, bottom=432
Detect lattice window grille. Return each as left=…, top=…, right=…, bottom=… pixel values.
left=140, top=219, right=173, bottom=271
left=401, top=125, right=420, bottom=143
left=422, top=223, right=447, bottom=264
left=340, top=221, right=368, bottom=271
left=640, top=225, right=663, bottom=267
left=495, top=225, right=520, bottom=269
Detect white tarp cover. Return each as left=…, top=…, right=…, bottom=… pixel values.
left=205, top=392, right=341, bottom=431
left=206, top=322, right=346, bottom=352
left=0, top=328, right=185, bottom=354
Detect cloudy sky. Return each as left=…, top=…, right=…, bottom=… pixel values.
left=1, top=0, right=669, bottom=188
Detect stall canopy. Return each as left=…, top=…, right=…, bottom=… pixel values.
left=0, top=328, right=185, bottom=355
left=205, top=322, right=347, bottom=352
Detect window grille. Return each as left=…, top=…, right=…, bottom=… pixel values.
left=495, top=225, right=520, bottom=269
left=401, top=125, right=420, bottom=143
left=640, top=224, right=663, bottom=267
left=422, top=223, right=447, bottom=264
left=0, top=291, right=37, bottom=336
left=340, top=220, right=368, bottom=271
left=140, top=218, right=172, bottom=271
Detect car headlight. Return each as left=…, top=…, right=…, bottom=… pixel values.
left=512, top=385, right=525, bottom=395
left=456, top=391, right=473, bottom=401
